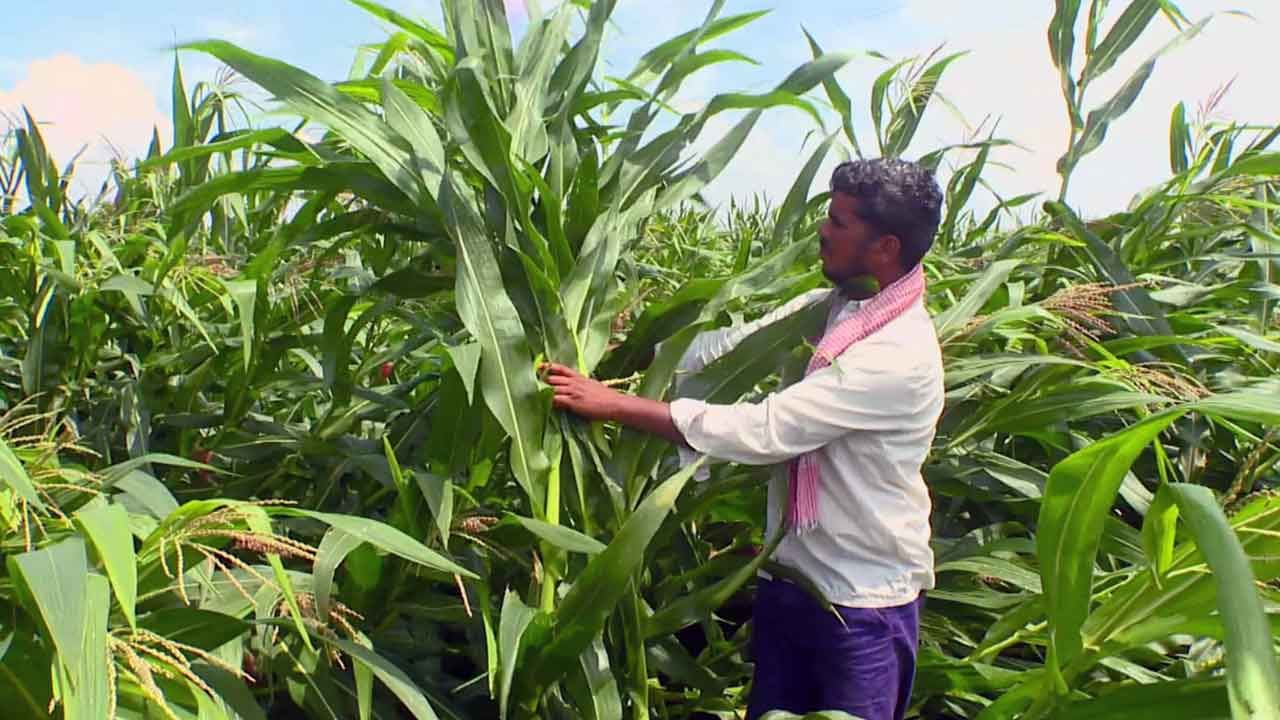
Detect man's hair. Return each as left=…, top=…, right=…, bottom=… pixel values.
left=829, top=158, right=943, bottom=268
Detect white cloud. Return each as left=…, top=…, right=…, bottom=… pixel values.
left=0, top=55, right=169, bottom=199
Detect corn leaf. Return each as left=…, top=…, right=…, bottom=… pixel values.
left=933, top=259, right=1023, bottom=341
left=507, top=514, right=606, bottom=555
left=313, top=528, right=365, bottom=620
left=183, top=40, right=425, bottom=201
left=771, top=132, right=838, bottom=247
left=1168, top=484, right=1280, bottom=719
left=275, top=508, right=475, bottom=578
left=321, top=634, right=441, bottom=720
left=242, top=505, right=314, bottom=652
left=73, top=500, right=138, bottom=629
left=59, top=574, right=110, bottom=720
left=1055, top=678, right=1230, bottom=719
left=498, top=589, right=538, bottom=720
left=6, top=538, right=90, bottom=675
left=523, top=459, right=704, bottom=691
left=1082, top=0, right=1161, bottom=83
left=438, top=173, right=550, bottom=512
left=1139, top=482, right=1179, bottom=585
left=0, top=438, right=47, bottom=512
left=1038, top=410, right=1183, bottom=685
left=1060, top=18, right=1209, bottom=174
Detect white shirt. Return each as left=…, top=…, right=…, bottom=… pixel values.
left=668, top=288, right=945, bottom=608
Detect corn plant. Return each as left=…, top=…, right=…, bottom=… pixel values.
left=1, top=0, right=1278, bottom=718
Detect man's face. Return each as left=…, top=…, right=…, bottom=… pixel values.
left=819, top=192, right=890, bottom=289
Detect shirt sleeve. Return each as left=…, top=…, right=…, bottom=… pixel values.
left=674, top=290, right=832, bottom=374
left=669, top=344, right=936, bottom=466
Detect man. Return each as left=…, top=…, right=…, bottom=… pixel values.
left=542, top=158, right=945, bottom=720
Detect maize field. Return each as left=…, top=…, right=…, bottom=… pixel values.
left=0, top=0, right=1277, bottom=718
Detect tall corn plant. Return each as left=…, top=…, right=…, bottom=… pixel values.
left=169, top=0, right=859, bottom=716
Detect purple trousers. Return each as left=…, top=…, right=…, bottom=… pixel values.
left=747, top=579, right=923, bottom=720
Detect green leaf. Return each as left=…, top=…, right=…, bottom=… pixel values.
left=645, top=531, right=783, bottom=638
left=1168, top=484, right=1280, bottom=720
left=883, top=51, right=967, bottom=157
left=1081, top=0, right=1160, bottom=83
left=523, top=459, right=704, bottom=690
left=172, top=54, right=193, bottom=155
left=1169, top=101, right=1191, bottom=174
left=1139, top=482, right=1179, bottom=585
left=183, top=40, right=424, bottom=201
left=871, top=58, right=912, bottom=146
left=564, top=635, right=623, bottom=720
left=1190, top=383, right=1280, bottom=426
left=242, top=505, right=313, bottom=652
left=438, top=174, right=550, bottom=511
left=1061, top=18, right=1209, bottom=174
left=7, top=538, right=89, bottom=674
left=1038, top=411, right=1183, bottom=685
left=803, top=28, right=860, bottom=155
left=1049, top=0, right=1085, bottom=74
left=140, top=128, right=314, bottom=171
left=446, top=343, right=482, bottom=406
left=224, top=279, right=258, bottom=372
left=355, top=652, right=374, bottom=720
left=657, top=109, right=765, bottom=210
left=498, top=589, right=538, bottom=720
left=933, top=259, right=1023, bottom=341
left=74, top=500, right=138, bottom=629
left=657, top=49, right=759, bottom=98
left=348, top=0, right=454, bottom=64
left=60, top=574, right=111, bottom=720
left=0, top=437, right=47, bottom=512
left=1045, top=201, right=1175, bottom=339
left=507, top=514, right=606, bottom=554
left=1217, top=152, right=1280, bottom=181
left=272, top=508, right=476, bottom=578
left=415, top=473, right=454, bottom=547
left=1048, top=0, right=1084, bottom=125
left=322, top=294, right=360, bottom=408
left=622, top=9, right=768, bottom=90
left=1055, top=678, right=1230, bottom=719
left=313, top=528, right=365, bottom=620
left=771, top=133, right=838, bottom=248
left=138, top=607, right=251, bottom=651
left=321, top=634, right=441, bottom=720
left=381, top=73, right=446, bottom=190
left=0, top=629, right=51, bottom=718
left=1214, top=325, right=1280, bottom=355
left=679, top=300, right=829, bottom=404
left=110, top=470, right=180, bottom=519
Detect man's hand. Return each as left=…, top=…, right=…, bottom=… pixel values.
left=541, top=363, right=623, bottom=421
left=540, top=362, right=688, bottom=447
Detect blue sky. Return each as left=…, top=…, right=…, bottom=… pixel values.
left=2, top=1, right=1275, bottom=216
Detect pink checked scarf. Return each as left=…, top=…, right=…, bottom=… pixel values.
left=786, top=263, right=927, bottom=533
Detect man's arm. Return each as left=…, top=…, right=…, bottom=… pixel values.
left=671, top=290, right=831, bottom=375
left=545, top=342, right=937, bottom=467
left=667, top=345, right=938, bottom=465
left=541, top=363, right=687, bottom=446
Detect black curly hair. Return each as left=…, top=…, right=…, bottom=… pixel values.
left=829, top=158, right=943, bottom=269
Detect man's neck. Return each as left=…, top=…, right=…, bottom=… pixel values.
left=839, top=267, right=907, bottom=301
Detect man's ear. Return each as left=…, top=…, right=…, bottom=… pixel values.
left=877, top=234, right=902, bottom=265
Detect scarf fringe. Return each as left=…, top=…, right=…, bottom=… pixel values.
left=786, top=265, right=926, bottom=534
